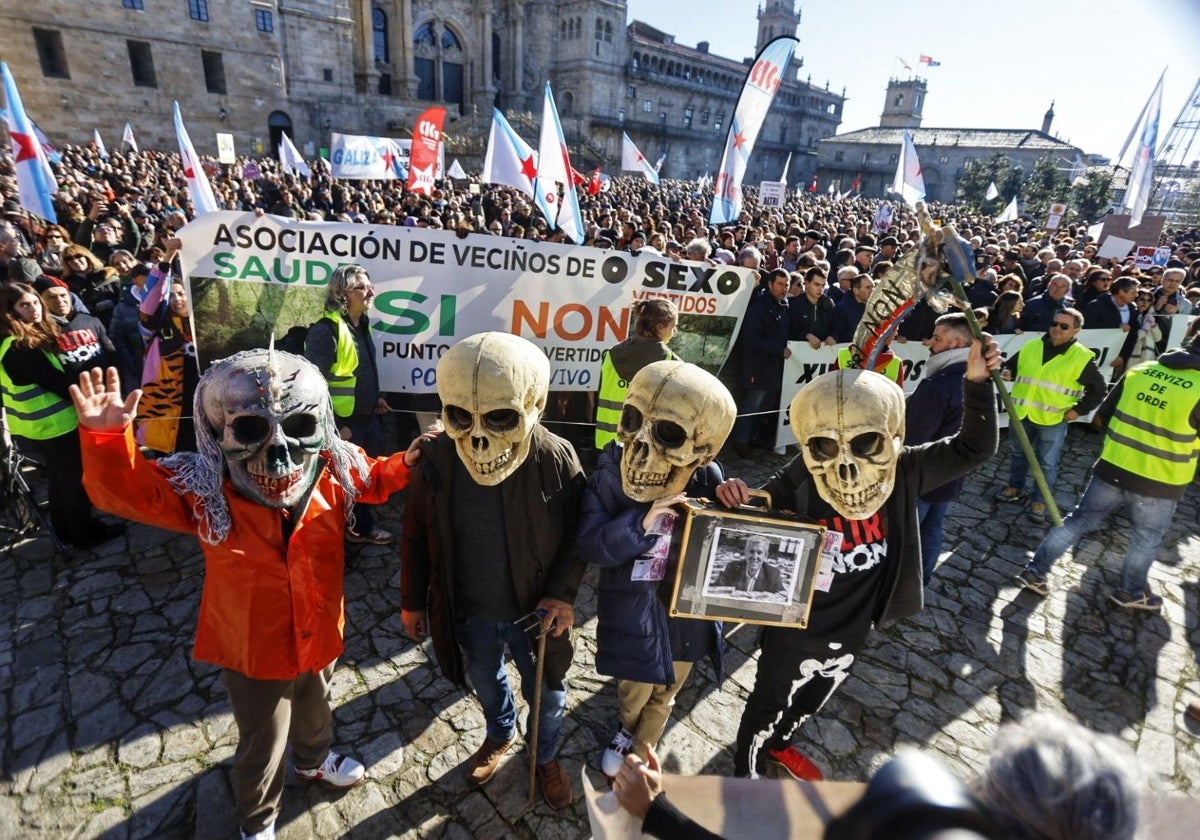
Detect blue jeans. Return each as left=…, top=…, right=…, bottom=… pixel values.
left=457, top=618, right=567, bottom=764
left=1007, top=418, right=1069, bottom=504
left=1026, top=477, right=1177, bottom=592
left=916, top=499, right=950, bottom=586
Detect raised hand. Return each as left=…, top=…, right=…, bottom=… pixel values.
left=69, top=367, right=140, bottom=432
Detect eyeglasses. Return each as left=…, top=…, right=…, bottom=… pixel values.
left=1050, top=322, right=1076, bottom=330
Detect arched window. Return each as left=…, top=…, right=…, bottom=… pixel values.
left=373, top=8, right=389, bottom=64
left=414, top=22, right=436, bottom=47
left=441, top=27, right=461, bottom=50
left=413, top=20, right=465, bottom=108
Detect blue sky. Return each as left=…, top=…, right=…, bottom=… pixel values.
left=627, top=0, right=1200, bottom=164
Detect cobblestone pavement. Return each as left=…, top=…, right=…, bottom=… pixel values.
left=2, top=424, right=1199, bottom=839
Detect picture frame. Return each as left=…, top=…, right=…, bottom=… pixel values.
left=668, top=494, right=826, bottom=628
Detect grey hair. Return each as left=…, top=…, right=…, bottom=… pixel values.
left=976, top=713, right=1140, bottom=840
left=160, top=348, right=371, bottom=544
left=684, top=237, right=712, bottom=260
left=323, top=263, right=369, bottom=313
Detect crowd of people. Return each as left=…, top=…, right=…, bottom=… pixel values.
left=3, top=142, right=1200, bottom=840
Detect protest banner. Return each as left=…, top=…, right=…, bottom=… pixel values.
left=769, top=319, right=1190, bottom=449
left=177, top=212, right=756, bottom=394
left=758, top=180, right=786, bottom=209
left=216, top=133, right=235, bottom=164
left=1099, top=214, right=1165, bottom=251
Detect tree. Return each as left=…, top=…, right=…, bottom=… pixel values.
left=1069, top=169, right=1115, bottom=224
left=955, top=152, right=1024, bottom=211
left=1022, top=155, right=1071, bottom=220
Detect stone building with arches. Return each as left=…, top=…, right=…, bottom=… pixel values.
left=1, top=0, right=843, bottom=184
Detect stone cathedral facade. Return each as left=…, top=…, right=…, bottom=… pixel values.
left=1, top=0, right=844, bottom=183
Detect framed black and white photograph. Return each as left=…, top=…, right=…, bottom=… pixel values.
left=668, top=499, right=825, bottom=628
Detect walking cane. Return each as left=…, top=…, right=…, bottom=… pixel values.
left=516, top=609, right=551, bottom=806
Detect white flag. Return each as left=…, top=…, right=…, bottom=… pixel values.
left=780, top=152, right=792, bottom=183
left=481, top=109, right=537, bottom=197
left=93, top=129, right=108, bottom=161
left=173, top=102, right=218, bottom=215
left=995, top=196, right=1019, bottom=223
left=534, top=82, right=585, bottom=244
left=122, top=122, right=138, bottom=153
left=278, top=132, right=311, bottom=178
left=447, top=158, right=468, bottom=179
left=985, top=181, right=999, bottom=200
left=621, top=133, right=660, bottom=185
left=890, top=130, right=925, bottom=208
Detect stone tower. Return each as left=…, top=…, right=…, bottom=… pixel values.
left=756, top=0, right=800, bottom=53
left=880, top=77, right=927, bottom=128
left=1041, top=101, right=1055, bottom=134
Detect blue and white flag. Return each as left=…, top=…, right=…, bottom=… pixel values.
left=1123, top=72, right=1163, bottom=228
left=173, top=102, right=218, bottom=215
left=621, top=133, right=660, bottom=185
left=329, top=132, right=408, bottom=180
left=534, top=82, right=584, bottom=244
left=93, top=129, right=108, bottom=161
left=481, top=109, right=538, bottom=197
left=1, top=63, right=57, bottom=222
left=890, top=130, right=925, bottom=208
left=710, top=36, right=798, bottom=225
left=278, top=132, right=311, bottom=179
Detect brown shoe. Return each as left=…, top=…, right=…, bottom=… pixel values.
left=535, top=759, right=573, bottom=809
left=465, top=735, right=513, bottom=785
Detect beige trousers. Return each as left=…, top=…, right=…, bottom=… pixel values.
left=616, top=660, right=694, bottom=756
left=221, top=662, right=336, bottom=834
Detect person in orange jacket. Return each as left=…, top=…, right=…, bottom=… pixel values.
left=71, top=353, right=428, bottom=840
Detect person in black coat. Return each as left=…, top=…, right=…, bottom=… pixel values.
left=1082, top=277, right=1138, bottom=374
left=731, top=269, right=791, bottom=452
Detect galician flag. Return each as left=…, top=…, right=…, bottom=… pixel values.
left=534, top=82, right=585, bottom=244
left=890, top=130, right=925, bottom=208
left=985, top=181, right=999, bottom=200
left=278, top=132, right=311, bottom=178
left=1123, top=71, right=1164, bottom=228
left=123, top=122, right=138, bottom=152
left=93, top=129, right=108, bottom=161
left=0, top=62, right=58, bottom=222
left=621, top=132, right=660, bottom=185
left=481, top=108, right=538, bottom=198
left=173, top=102, right=218, bottom=215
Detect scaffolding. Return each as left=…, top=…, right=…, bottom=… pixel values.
left=1150, top=75, right=1200, bottom=224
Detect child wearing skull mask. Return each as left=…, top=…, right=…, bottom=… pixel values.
left=716, top=339, right=1001, bottom=780
left=578, top=361, right=736, bottom=776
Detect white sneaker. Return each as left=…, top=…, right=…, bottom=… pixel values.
left=240, top=821, right=276, bottom=840
left=601, top=727, right=635, bottom=777
left=295, top=751, right=366, bottom=788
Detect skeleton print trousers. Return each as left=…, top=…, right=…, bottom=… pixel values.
left=734, top=630, right=859, bottom=778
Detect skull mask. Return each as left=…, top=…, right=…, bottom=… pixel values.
left=619, top=361, right=736, bottom=502
left=437, top=332, right=549, bottom=486
left=789, top=369, right=904, bottom=520
left=197, top=349, right=329, bottom=508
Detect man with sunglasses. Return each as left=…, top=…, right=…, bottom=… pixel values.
left=996, top=309, right=1106, bottom=523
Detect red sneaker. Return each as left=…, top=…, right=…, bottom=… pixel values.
left=766, top=745, right=824, bottom=781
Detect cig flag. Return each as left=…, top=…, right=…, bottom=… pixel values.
left=710, top=36, right=798, bottom=225
left=0, top=62, right=58, bottom=222
left=621, top=132, right=660, bottom=185
left=890, top=130, right=925, bottom=208
left=1123, top=71, right=1163, bottom=228
left=123, top=122, right=138, bottom=153
left=481, top=109, right=538, bottom=198
left=278, top=132, right=311, bottom=178
left=534, top=82, right=585, bottom=243
left=173, top=102, right=218, bottom=215
left=407, top=106, right=446, bottom=196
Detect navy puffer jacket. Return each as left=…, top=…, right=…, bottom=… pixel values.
left=578, top=443, right=724, bottom=686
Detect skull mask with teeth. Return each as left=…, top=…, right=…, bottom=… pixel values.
left=197, top=349, right=329, bottom=509
left=618, top=361, right=736, bottom=502
left=437, top=332, right=549, bottom=486
left=788, top=369, right=904, bottom=520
